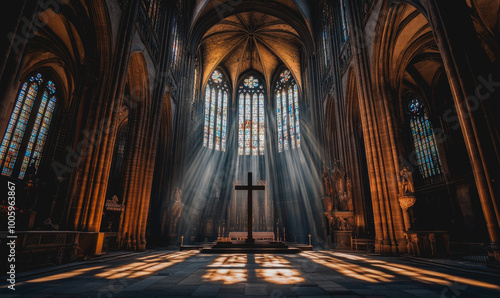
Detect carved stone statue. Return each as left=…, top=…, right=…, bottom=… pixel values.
left=322, top=196, right=334, bottom=212
left=334, top=216, right=354, bottom=231
left=322, top=163, right=334, bottom=198
left=345, top=176, right=353, bottom=211
left=400, top=166, right=415, bottom=194
left=169, top=188, right=184, bottom=234
left=338, top=191, right=348, bottom=211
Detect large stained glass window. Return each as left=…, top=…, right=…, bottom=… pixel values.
left=203, top=70, right=229, bottom=152
left=238, top=75, right=265, bottom=156
left=275, top=70, right=300, bottom=152
left=0, top=73, right=57, bottom=179
left=407, top=94, right=441, bottom=179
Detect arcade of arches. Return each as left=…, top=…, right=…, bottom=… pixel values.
left=1, top=0, right=500, bottom=282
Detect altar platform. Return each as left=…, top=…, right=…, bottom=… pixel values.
left=200, top=239, right=302, bottom=254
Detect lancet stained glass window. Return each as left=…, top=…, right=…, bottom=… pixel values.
left=203, top=70, right=229, bottom=152
left=322, top=26, right=331, bottom=67
left=340, top=0, right=349, bottom=42
left=276, top=70, right=300, bottom=152
left=170, top=16, right=180, bottom=68
left=0, top=73, right=57, bottom=179
left=238, top=75, right=265, bottom=156
left=407, top=94, right=442, bottom=179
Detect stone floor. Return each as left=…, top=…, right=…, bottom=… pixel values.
left=3, top=250, right=500, bottom=297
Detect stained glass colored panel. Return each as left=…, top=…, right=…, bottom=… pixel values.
left=2, top=82, right=38, bottom=176
left=19, top=91, right=49, bottom=179
left=203, top=85, right=210, bottom=147
left=221, top=91, right=228, bottom=152
left=204, top=70, right=229, bottom=152
left=288, top=87, right=296, bottom=149
left=238, top=93, right=245, bottom=155
left=238, top=75, right=265, bottom=156
left=252, top=94, right=258, bottom=155
left=259, top=93, right=265, bottom=155
left=280, top=70, right=291, bottom=84
left=0, top=83, right=28, bottom=163
left=275, top=69, right=300, bottom=152
left=340, top=0, right=349, bottom=42
left=276, top=90, right=283, bottom=152
left=244, top=76, right=259, bottom=89
left=215, top=89, right=223, bottom=151
left=323, top=30, right=330, bottom=66
left=282, top=89, right=289, bottom=151
left=245, top=94, right=251, bottom=155
left=408, top=97, right=442, bottom=179
left=294, top=85, right=300, bottom=148
left=212, top=70, right=222, bottom=84
left=1, top=73, right=56, bottom=179
left=208, top=88, right=216, bottom=149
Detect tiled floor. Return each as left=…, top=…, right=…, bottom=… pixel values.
left=3, top=250, right=500, bottom=297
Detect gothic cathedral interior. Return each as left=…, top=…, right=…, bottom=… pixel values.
left=1, top=0, right=500, bottom=271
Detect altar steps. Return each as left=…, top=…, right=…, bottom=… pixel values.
left=199, top=241, right=301, bottom=254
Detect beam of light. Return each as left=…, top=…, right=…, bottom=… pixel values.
left=300, top=251, right=394, bottom=283
left=202, top=253, right=305, bottom=285
left=95, top=251, right=196, bottom=279
left=26, top=266, right=106, bottom=283
left=256, top=269, right=305, bottom=284
left=255, top=254, right=291, bottom=267
left=318, top=251, right=500, bottom=291
left=209, top=254, right=248, bottom=267
left=179, top=99, right=326, bottom=246
left=371, top=262, right=500, bottom=290
left=202, top=269, right=247, bottom=284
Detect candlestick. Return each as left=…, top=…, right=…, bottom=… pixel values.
left=181, top=235, right=184, bottom=246
left=308, top=234, right=312, bottom=246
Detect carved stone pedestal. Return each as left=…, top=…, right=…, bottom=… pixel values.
left=398, top=194, right=416, bottom=230
left=325, top=210, right=355, bottom=249
left=333, top=230, right=353, bottom=249
left=322, top=195, right=334, bottom=212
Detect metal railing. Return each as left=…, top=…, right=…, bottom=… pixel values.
left=449, top=242, right=489, bottom=263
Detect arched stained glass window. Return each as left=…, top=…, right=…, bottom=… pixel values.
left=0, top=73, right=57, bottom=179
left=275, top=70, right=300, bottom=152
left=204, top=70, right=229, bottom=152
left=238, top=75, right=265, bottom=156
left=407, top=94, right=441, bottom=179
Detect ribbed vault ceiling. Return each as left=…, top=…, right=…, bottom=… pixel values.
left=200, top=11, right=303, bottom=92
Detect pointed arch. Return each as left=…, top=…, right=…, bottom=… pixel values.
left=237, top=72, right=266, bottom=156
left=274, top=68, right=301, bottom=152
left=203, top=69, right=230, bottom=151
left=0, top=72, right=58, bottom=179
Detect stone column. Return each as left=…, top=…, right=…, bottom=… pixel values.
left=346, top=0, right=406, bottom=254
left=68, top=0, right=140, bottom=232
left=423, top=0, right=500, bottom=255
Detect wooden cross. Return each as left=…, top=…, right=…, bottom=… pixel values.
left=235, top=172, right=265, bottom=243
